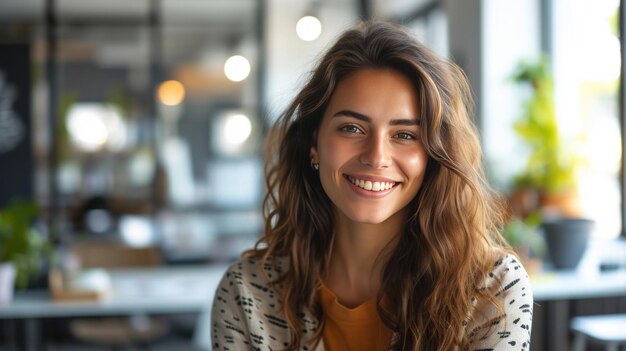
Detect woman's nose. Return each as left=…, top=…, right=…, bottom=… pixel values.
left=359, top=134, right=392, bottom=168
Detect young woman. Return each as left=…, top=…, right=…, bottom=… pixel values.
left=211, top=21, right=533, bottom=351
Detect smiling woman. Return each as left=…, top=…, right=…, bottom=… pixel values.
left=211, top=21, right=533, bottom=351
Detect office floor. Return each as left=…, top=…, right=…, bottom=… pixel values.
left=1, top=339, right=204, bottom=351
left=42, top=339, right=202, bottom=351
left=1, top=315, right=207, bottom=351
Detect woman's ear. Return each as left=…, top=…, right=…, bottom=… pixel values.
left=310, top=131, right=318, bottom=161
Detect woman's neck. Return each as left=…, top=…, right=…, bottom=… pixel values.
left=324, top=212, right=404, bottom=308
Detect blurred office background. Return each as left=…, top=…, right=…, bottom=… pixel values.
left=0, top=0, right=625, bottom=350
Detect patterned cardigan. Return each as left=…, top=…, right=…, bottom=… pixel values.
left=210, top=254, right=533, bottom=350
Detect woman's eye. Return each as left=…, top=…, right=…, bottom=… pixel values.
left=395, top=132, right=416, bottom=140
left=339, top=125, right=361, bottom=134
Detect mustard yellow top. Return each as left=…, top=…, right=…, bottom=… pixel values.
left=319, top=283, right=393, bottom=351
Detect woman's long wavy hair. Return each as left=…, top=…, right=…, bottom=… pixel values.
left=247, top=21, right=510, bottom=350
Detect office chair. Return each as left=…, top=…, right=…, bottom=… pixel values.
left=570, top=314, right=626, bottom=351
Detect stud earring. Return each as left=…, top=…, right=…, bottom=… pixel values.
left=311, top=158, right=319, bottom=171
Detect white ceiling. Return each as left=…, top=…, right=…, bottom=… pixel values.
left=373, top=0, right=435, bottom=19
left=0, top=0, right=258, bottom=69
left=0, top=0, right=255, bottom=26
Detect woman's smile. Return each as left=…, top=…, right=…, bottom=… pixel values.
left=345, top=175, right=397, bottom=192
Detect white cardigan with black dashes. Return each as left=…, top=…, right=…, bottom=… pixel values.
left=211, top=254, right=533, bottom=351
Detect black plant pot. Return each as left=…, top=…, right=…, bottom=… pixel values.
left=543, top=218, right=593, bottom=269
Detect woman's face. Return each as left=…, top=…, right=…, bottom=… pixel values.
left=311, top=68, right=428, bottom=225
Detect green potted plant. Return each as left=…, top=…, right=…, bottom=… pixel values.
left=510, top=57, right=592, bottom=269
left=0, top=199, right=50, bottom=304
left=511, top=57, right=582, bottom=217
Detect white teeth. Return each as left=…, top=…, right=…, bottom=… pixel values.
left=349, top=177, right=395, bottom=192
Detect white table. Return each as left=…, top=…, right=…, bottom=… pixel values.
left=532, top=269, right=626, bottom=301
left=0, top=264, right=229, bottom=351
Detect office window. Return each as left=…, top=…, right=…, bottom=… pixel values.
left=552, top=0, right=621, bottom=239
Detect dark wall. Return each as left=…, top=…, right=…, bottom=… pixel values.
left=0, top=44, right=32, bottom=208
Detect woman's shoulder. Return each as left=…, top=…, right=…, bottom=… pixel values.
left=218, top=254, right=288, bottom=294
left=484, top=254, right=532, bottom=298
left=212, top=255, right=296, bottom=350
left=467, top=253, right=533, bottom=349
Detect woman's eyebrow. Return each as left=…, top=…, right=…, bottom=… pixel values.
left=333, top=110, right=420, bottom=126
left=390, top=119, right=420, bottom=126
left=333, top=110, right=371, bottom=122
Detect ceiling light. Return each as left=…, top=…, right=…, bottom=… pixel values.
left=224, top=55, right=251, bottom=82
left=223, top=113, right=252, bottom=147
left=296, top=15, right=322, bottom=41
left=67, top=103, right=122, bottom=152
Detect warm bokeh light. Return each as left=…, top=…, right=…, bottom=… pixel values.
left=296, top=15, right=322, bottom=41
left=224, top=55, right=251, bottom=82
left=157, top=80, right=186, bottom=106
left=223, top=113, right=252, bottom=147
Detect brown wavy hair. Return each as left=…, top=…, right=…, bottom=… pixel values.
left=247, top=21, right=510, bottom=350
